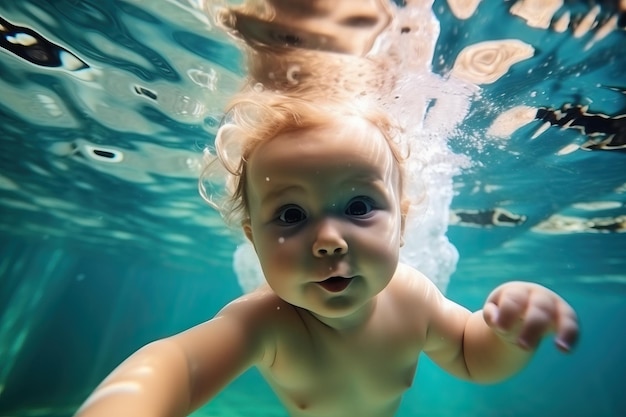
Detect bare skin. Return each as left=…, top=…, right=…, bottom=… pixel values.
left=76, top=118, right=579, bottom=417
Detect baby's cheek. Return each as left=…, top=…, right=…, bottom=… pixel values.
left=264, top=238, right=300, bottom=264
left=376, top=214, right=403, bottom=240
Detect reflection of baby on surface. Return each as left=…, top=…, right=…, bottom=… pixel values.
left=216, top=0, right=393, bottom=55
left=213, top=0, right=399, bottom=106
left=75, top=2, right=579, bottom=417
left=213, top=0, right=448, bottom=99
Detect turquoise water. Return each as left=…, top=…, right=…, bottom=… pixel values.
left=0, top=1, right=625, bottom=416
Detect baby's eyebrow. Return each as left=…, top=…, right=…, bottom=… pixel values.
left=259, top=184, right=305, bottom=206
left=342, top=175, right=387, bottom=191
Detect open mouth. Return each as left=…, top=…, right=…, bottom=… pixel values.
left=317, top=276, right=353, bottom=293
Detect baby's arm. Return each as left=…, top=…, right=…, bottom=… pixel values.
left=422, top=278, right=578, bottom=383
left=463, top=281, right=578, bottom=381
left=75, top=298, right=267, bottom=417
left=74, top=339, right=196, bottom=417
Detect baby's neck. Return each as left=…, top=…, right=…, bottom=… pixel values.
left=306, top=297, right=379, bottom=333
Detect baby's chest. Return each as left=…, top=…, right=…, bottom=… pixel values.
left=261, top=327, right=422, bottom=410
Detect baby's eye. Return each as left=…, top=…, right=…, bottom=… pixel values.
left=345, top=197, right=374, bottom=217
left=277, top=205, right=306, bottom=224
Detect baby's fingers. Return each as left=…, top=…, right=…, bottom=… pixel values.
left=484, top=282, right=579, bottom=353
left=554, top=302, right=579, bottom=352
left=515, top=301, right=555, bottom=350
left=485, top=287, right=529, bottom=333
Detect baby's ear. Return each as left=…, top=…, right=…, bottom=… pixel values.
left=400, top=199, right=410, bottom=247
left=242, top=219, right=254, bottom=244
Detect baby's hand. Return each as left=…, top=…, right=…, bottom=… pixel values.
left=482, top=282, right=579, bottom=352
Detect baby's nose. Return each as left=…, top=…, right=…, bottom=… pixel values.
left=314, top=243, right=347, bottom=257
left=312, top=221, right=348, bottom=257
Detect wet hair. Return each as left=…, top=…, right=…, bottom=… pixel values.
left=199, top=89, right=408, bottom=226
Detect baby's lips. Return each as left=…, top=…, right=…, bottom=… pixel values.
left=317, top=276, right=353, bottom=293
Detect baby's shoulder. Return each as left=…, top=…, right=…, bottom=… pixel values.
left=218, top=286, right=290, bottom=319
left=386, top=263, right=446, bottom=310
left=216, top=286, right=303, bottom=334
left=389, top=263, right=435, bottom=291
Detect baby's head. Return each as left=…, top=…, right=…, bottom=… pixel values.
left=201, top=91, right=410, bottom=231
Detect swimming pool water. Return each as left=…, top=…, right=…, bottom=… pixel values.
left=0, top=1, right=624, bottom=416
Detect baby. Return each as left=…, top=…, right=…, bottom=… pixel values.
left=75, top=94, right=579, bottom=417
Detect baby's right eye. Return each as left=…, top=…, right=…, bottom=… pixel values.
left=277, top=205, right=306, bottom=224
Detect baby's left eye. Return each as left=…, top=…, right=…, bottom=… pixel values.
left=345, top=197, right=374, bottom=217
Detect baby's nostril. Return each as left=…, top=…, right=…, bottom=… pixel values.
left=319, top=249, right=328, bottom=255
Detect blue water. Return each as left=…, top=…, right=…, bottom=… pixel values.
left=0, top=1, right=625, bottom=416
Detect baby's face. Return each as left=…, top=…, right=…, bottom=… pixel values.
left=243, top=118, right=404, bottom=327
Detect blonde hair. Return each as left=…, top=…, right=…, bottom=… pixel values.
left=200, top=89, right=408, bottom=226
